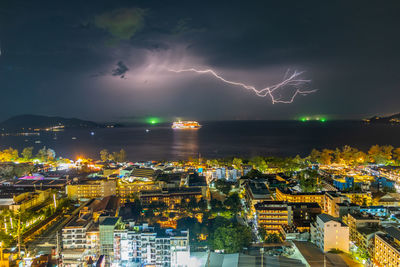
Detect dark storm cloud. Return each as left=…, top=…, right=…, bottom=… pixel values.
left=1, top=0, right=400, bottom=121
left=94, top=7, right=147, bottom=44
left=112, top=61, right=129, bottom=78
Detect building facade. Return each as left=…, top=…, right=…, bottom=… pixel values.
left=374, top=228, right=400, bottom=267
left=66, top=180, right=116, bottom=199
left=113, top=226, right=189, bottom=267
left=311, top=214, right=349, bottom=253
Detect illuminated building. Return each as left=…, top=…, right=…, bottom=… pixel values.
left=117, top=179, right=161, bottom=203
left=275, top=188, right=325, bottom=209
left=130, top=168, right=156, bottom=180
left=333, top=176, right=363, bottom=191
left=9, top=189, right=52, bottom=212
left=310, top=214, right=349, bottom=253
left=287, top=202, right=321, bottom=231
left=245, top=181, right=271, bottom=217
left=99, top=217, right=123, bottom=262
left=66, top=180, right=116, bottom=200
left=113, top=224, right=189, bottom=267
left=334, top=201, right=360, bottom=219
left=255, top=200, right=323, bottom=234
left=374, top=227, right=400, bottom=267
left=345, top=212, right=380, bottom=257
left=342, top=192, right=372, bottom=206
left=61, top=211, right=96, bottom=266
left=360, top=205, right=387, bottom=217
left=254, top=201, right=288, bottom=233
left=374, top=193, right=400, bottom=207
left=139, top=187, right=202, bottom=209
left=102, top=167, right=120, bottom=177
left=119, top=166, right=134, bottom=178
left=324, top=191, right=344, bottom=216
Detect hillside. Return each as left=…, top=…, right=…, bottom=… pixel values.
left=0, top=114, right=106, bottom=131
left=364, top=113, right=400, bottom=123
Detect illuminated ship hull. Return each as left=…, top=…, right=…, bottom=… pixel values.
left=172, top=121, right=201, bottom=129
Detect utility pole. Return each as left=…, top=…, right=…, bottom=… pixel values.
left=17, top=211, right=21, bottom=259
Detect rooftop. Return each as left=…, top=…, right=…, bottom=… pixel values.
left=385, top=226, right=400, bottom=242
left=100, top=217, right=120, bottom=226
left=247, top=182, right=270, bottom=198
left=317, top=213, right=337, bottom=223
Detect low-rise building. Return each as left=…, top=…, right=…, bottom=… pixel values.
left=9, top=189, right=53, bottom=212
left=333, top=176, right=363, bottom=191
left=287, top=202, right=321, bottom=231
left=335, top=201, right=360, bottom=219
left=276, top=188, right=325, bottom=209
left=66, top=180, right=116, bottom=200
left=324, top=191, right=344, bottom=216
left=140, top=187, right=203, bottom=209
left=311, top=214, right=349, bottom=253
left=342, top=192, right=372, bottom=206
left=117, top=179, right=161, bottom=203
left=345, top=212, right=380, bottom=256
left=245, top=181, right=271, bottom=217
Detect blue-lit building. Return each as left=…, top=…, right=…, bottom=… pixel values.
left=213, top=167, right=226, bottom=179
left=360, top=205, right=387, bottom=217
left=372, top=177, right=395, bottom=189
left=333, top=176, right=363, bottom=191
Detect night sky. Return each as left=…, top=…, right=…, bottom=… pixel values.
left=1, top=0, right=400, bottom=122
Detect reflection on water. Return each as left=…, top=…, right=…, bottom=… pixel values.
left=171, top=130, right=199, bottom=159
left=3, top=121, right=400, bottom=161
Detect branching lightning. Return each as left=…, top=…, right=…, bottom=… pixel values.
left=168, top=67, right=316, bottom=104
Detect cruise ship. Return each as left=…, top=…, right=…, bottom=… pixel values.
left=171, top=121, right=201, bottom=129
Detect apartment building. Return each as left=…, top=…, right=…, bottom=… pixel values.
left=311, top=214, right=349, bottom=253
left=61, top=212, right=96, bottom=266
left=374, top=227, right=400, bottom=267
left=275, top=188, right=325, bottom=209
left=66, top=180, right=116, bottom=199
left=254, top=201, right=288, bottom=233
left=113, top=225, right=189, bottom=267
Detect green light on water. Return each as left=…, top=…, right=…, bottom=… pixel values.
left=320, top=117, right=326, bottom=122
left=300, top=117, right=307, bottom=122
left=146, top=117, right=160, bottom=125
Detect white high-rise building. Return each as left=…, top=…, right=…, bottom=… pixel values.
left=113, top=224, right=189, bottom=267
left=311, top=213, right=349, bottom=252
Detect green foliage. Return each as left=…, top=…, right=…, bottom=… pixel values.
left=214, top=179, right=232, bottom=195
left=258, top=227, right=267, bottom=240
left=250, top=156, right=268, bottom=173
left=232, top=158, right=243, bottom=170
left=0, top=147, right=19, bottom=162
left=299, top=170, right=320, bottom=192
left=223, top=193, right=241, bottom=214
left=309, top=145, right=400, bottom=166
left=21, top=147, right=34, bottom=161
left=265, top=233, right=280, bottom=243
left=100, top=149, right=109, bottom=161
left=100, top=148, right=126, bottom=162
left=211, top=223, right=252, bottom=253
left=0, top=231, right=14, bottom=248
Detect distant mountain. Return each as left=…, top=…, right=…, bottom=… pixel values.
left=0, top=114, right=118, bottom=131
left=364, top=113, right=400, bottom=124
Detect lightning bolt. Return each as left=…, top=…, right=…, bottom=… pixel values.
left=168, top=67, right=316, bottom=104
